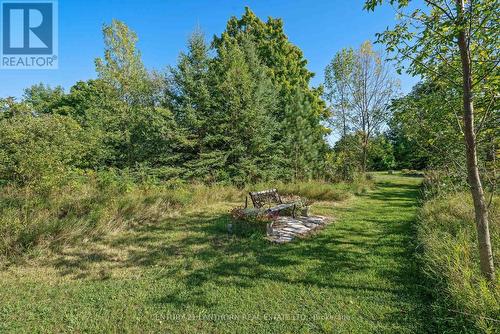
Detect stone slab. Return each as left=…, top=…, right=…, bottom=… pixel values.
left=267, top=215, right=331, bottom=243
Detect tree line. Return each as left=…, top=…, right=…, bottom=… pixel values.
left=2, top=7, right=407, bottom=189
left=0, top=8, right=331, bottom=187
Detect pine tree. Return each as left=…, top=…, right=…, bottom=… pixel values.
left=213, top=7, right=325, bottom=118
left=165, top=30, right=213, bottom=178
left=282, top=88, right=327, bottom=180
left=214, top=8, right=330, bottom=180
left=206, top=34, right=278, bottom=184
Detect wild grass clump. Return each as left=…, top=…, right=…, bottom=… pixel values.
left=251, top=176, right=373, bottom=202
left=188, top=183, right=245, bottom=206
left=0, top=166, right=252, bottom=261
left=418, top=193, right=500, bottom=333
left=350, top=173, right=375, bottom=195
left=0, top=170, right=195, bottom=260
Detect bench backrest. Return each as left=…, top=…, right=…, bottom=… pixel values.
left=249, top=189, right=282, bottom=209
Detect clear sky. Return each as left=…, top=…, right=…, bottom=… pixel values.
left=0, top=0, right=419, bottom=98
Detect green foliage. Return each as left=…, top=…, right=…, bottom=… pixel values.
left=0, top=114, right=101, bottom=185
left=22, top=83, right=65, bottom=115
left=387, top=109, right=429, bottom=171
left=95, top=19, right=155, bottom=105
left=367, top=0, right=498, bottom=186
left=281, top=88, right=327, bottom=180
left=0, top=97, right=31, bottom=119
left=418, top=194, right=500, bottom=333
left=324, top=48, right=355, bottom=136
left=55, top=79, right=120, bottom=121
left=324, top=41, right=398, bottom=174
left=388, top=78, right=498, bottom=192
left=92, top=20, right=187, bottom=169
left=166, top=30, right=211, bottom=130
left=206, top=33, right=279, bottom=184
left=365, top=0, right=498, bottom=93
left=328, top=133, right=363, bottom=181
left=421, top=169, right=471, bottom=200
left=166, top=30, right=212, bottom=176
left=214, top=7, right=330, bottom=181
left=367, top=135, right=396, bottom=171
left=389, top=82, right=463, bottom=171
left=327, top=131, right=395, bottom=177
left=214, top=7, right=327, bottom=118
left=59, top=78, right=186, bottom=170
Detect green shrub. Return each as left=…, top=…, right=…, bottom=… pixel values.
left=0, top=114, right=102, bottom=185
left=367, top=135, right=396, bottom=171
left=421, top=169, right=469, bottom=199
left=350, top=173, right=375, bottom=195
left=418, top=193, right=500, bottom=333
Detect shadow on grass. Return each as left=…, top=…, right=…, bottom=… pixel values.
left=45, top=176, right=431, bottom=331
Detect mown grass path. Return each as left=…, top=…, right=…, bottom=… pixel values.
left=0, top=174, right=430, bottom=333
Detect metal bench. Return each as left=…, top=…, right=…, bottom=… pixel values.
left=246, top=188, right=297, bottom=217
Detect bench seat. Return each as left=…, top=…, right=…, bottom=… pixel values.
left=265, top=203, right=296, bottom=214
left=247, top=188, right=299, bottom=217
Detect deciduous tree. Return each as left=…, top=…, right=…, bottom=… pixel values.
left=365, top=0, right=498, bottom=280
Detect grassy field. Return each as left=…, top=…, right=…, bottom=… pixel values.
left=0, top=174, right=430, bottom=333
left=418, top=192, right=499, bottom=333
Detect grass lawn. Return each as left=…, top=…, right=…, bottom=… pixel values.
left=0, top=174, right=431, bottom=333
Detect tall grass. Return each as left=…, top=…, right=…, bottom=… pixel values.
left=250, top=174, right=373, bottom=202
left=0, top=171, right=370, bottom=261
left=418, top=193, right=500, bottom=333
left=0, top=170, right=245, bottom=261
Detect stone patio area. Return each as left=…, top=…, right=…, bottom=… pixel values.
left=266, top=215, right=331, bottom=243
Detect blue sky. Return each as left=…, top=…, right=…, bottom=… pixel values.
left=0, top=0, right=419, bottom=98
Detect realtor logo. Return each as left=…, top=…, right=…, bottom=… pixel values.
left=1, top=0, right=57, bottom=69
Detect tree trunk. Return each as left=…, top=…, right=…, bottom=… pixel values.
left=342, top=108, right=348, bottom=180
left=361, top=134, right=368, bottom=174
left=456, top=0, right=495, bottom=281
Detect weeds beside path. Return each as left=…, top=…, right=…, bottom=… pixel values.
left=0, top=174, right=431, bottom=333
